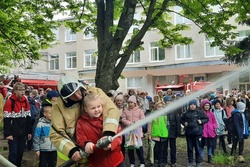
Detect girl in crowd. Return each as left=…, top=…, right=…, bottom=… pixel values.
left=213, top=100, right=228, bottom=154
left=200, top=100, right=217, bottom=163
left=224, top=97, right=235, bottom=148
left=148, top=101, right=168, bottom=167
left=122, top=95, right=145, bottom=167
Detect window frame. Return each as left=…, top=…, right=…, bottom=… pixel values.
left=83, top=49, right=97, bottom=67
left=149, top=42, right=165, bottom=62
left=65, top=29, right=77, bottom=42
left=65, top=52, right=77, bottom=69
left=174, top=6, right=193, bottom=25
left=126, top=77, right=142, bottom=91
left=49, top=54, right=59, bottom=71
left=51, top=29, right=59, bottom=42
left=204, top=37, right=224, bottom=57
left=127, top=51, right=140, bottom=64
left=175, top=44, right=192, bottom=60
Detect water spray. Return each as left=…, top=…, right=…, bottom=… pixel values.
left=60, top=65, right=249, bottom=167
left=113, top=65, right=250, bottom=139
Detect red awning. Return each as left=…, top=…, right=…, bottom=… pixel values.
left=21, top=79, right=58, bottom=86
left=156, top=85, right=184, bottom=89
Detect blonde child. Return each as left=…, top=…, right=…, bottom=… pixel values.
left=76, top=93, right=124, bottom=167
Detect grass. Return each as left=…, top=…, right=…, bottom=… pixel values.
left=213, top=153, right=233, bottom=165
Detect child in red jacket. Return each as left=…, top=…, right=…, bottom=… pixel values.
left=76, top=93, right=124, bottom=167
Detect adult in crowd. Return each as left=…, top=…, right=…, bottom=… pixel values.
left=3, top=82, right=32, bottom=167
left=50, top=75, right=120, bottom=166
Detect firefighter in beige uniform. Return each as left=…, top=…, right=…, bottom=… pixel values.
left=50, top=76, right=120, bottom=166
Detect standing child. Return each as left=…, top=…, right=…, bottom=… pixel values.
left=230, top=102, right=249, bottom=163
left=224, top=97, right=235, bottom=148
left=213, top=100, right=228, bottom=154
left=114, top=94, right=126, bottom=156
left=200, top=100, right=217, bottom=163
left=148, top=101, right=168, bottom=167
left=122, top=95, right=145, bottom=167
left=181, top=99, right=208, bottom=167
left=33, top=106, right=57, bottom=167
left=76, top=93, right=124, bottom=167
left=3, top=82, right=32, bottom=167
left=163, top=98, right=181, bottom=167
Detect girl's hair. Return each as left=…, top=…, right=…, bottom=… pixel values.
left=225, top=97, right=233, bottom=106
left=83, top=93, right=104, bottom=107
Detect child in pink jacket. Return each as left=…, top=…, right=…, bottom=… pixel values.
left=121, top=95, right=145, bottom=167
left=200, top=99, right=218, bottom=163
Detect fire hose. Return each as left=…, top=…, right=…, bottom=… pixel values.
left=59, top=136, right=113, bottom=167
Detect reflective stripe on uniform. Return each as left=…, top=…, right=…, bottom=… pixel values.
left=104, top=118, right=119, bottom=126
left=66, top=128, right=75, bottom=135
left=57, top=150, right=69, bottom=161
left=59, top=138, right=71, bottom=152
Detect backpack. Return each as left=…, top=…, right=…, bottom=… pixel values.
left=27, top=96, right=40, bottom=120
left=212, top=109, right=231, bottom=131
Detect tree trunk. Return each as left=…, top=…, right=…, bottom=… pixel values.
left=95, top=50, right=119, bottom=93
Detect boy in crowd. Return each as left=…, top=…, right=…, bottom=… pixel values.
left=181, top=99, right=208, bottom=167
left=33, top=106, right=57, bottom=167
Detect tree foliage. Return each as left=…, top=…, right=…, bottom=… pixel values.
left=222, top=18, right=250, bottom=65
left=0, top=0, right=249, bottom=91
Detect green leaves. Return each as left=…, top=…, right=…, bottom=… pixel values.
left=0, top=0, right=249, bottom=75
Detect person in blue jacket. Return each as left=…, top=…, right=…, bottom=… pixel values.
left=230, top=102, right=249, bottom=163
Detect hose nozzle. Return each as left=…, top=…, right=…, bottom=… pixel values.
left=96, top=136, right=113, bottom=148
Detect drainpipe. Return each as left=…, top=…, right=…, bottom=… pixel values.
left=0, top=154, right=16, bottom=167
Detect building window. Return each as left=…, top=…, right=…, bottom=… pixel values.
left=127, top=77, right=142, bottom=90
left=150, top=42, right=165, bottom=62
left=83, top=28, right=94, bottom=39
left=238, top=30, right=250, bottom=41
left=65, top=52, right=77, bottom=69
left=175, top=6, right=192, bottom=24
left=52, top=29, right=59, bottom=41
left=205, top=38, right=224, bottom=57
left=176, top=44, right=192, bottom=59
left=128, top=12, right=141, bottom=33
left=239, top=72, right=250, bottom=83
left=49, top=54, right=59, bottom=70
left=65, top=29, right=76, bottom=42
left=84, top=49, right=97, bottom=67
left=128, top=51, right=140, bottom=64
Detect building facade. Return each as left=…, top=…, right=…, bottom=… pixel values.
left=11, top=7, right=250, bottom=96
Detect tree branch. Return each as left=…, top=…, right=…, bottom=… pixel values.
left=114, top=0, right=169, bottom=79
left=112, top=0, right=137, bottom=49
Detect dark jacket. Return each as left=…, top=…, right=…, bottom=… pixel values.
left=181, top=109, right=208, bottom=136
left=231, top=109, right=244, bottom=141
left=167, top=112, right=181, bottom=138
left=3, top=93, right=31, bottom=137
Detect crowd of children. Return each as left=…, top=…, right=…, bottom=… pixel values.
left=1, top=80, right=250, bottom=167
left=109, top=88, right=250, bottom=167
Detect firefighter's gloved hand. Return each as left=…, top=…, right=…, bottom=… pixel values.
left=69, top=147, right=82, bottom=162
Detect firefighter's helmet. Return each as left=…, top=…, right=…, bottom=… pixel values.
left=58, top=75, right=86, bottom=99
